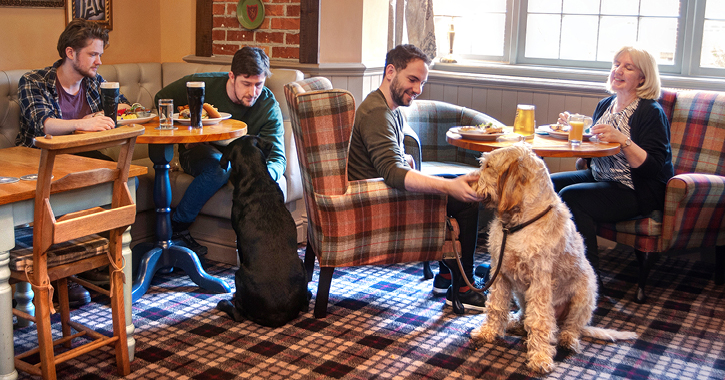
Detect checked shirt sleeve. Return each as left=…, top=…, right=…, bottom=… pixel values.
left=17, top=71, right=62, bottom=147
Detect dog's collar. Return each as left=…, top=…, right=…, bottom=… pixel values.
left=503, top=205, right=554, bottom=234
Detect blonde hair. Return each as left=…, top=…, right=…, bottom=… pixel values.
left=606, top=46, right=661, bottom=100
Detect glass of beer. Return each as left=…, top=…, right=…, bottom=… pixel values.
left=513, top=104, right=535, bottom=139
left=100, top=82, right=120, bottom=127
left=568, top=114, right=593, bottom=147
left=186, top=81, right=205, bottom=129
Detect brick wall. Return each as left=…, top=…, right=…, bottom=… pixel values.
left=212, top=0, right=301, bottom=60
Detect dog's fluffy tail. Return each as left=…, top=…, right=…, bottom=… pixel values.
left=581, top=326, right=638, bottom=341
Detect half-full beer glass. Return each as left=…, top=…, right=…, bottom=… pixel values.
left=513, top=104, right=535, bottom=139
left=100, top=81, right=120, bottom=127
left=186, top=81, right=205, bottom=129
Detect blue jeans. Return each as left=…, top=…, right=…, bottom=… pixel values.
left=173, top=144, right=231, bottom=225
left=551, top=169, right=640, bottom=272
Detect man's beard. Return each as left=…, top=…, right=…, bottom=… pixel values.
left=72, top=59, right=97, bottom=78
left=390, top=75, right=415, bottom=107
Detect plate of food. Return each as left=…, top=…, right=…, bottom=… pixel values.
left=449, top=123, right=506, bottom=141
left=117, top=103, right=156, bottom=125
left=540, top=123, right=593, bottom=141
left=173, top=103, right=232, bottom=125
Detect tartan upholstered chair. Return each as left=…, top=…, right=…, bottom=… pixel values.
left=401, top=100, right=505, bottom=178
left=9, top=125, right=143, bottom=379
left=285, top=77, right=462, bottom=318
left=597, top=89, right=725, bottom=303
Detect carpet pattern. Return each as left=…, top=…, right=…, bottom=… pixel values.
left=12, top=244, right=725, bottom=379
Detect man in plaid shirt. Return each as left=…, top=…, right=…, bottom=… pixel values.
left=16, top=18, right=129, bottom=160
left=348, top=45, right=489, bottom=311
left=15, top=18, right=130, bottom=306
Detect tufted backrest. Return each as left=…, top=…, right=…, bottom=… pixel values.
left=401, top=100, right=505, bottom=166
left=667, top=90, right=725, bottom=176
left=0, top=70, right=27, bottom=149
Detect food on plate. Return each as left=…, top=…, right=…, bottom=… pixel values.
left=118, top=103, right=150, bottom=120
left=457, top=122, right=503, bottom=134
left=178, top=103, right=220, bottom=119
left=549, top=123, right=568, bottom=132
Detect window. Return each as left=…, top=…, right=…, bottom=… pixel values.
left=431, top=0, right=725, bottom=78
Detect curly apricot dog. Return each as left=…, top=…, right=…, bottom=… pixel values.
left=470, top=144, right=636, bottom=373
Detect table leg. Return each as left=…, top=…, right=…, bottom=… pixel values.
left=0, top=206, right=18, bottom=380
left=131, top=143, right=230, bottom=302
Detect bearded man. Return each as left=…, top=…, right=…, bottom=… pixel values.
left=347, top=44, right=488, bottom=311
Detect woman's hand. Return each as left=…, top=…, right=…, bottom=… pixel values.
left=590, top=123, right=627, bottom=145
left=557, top=111, right=571, bottom=125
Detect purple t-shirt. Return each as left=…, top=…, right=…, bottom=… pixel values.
left=57, top=78, right=92, bottom=120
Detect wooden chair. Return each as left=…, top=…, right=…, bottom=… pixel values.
left=9, top=125, right=144, bottom=379
left=284, top=78, right=464, bottom=318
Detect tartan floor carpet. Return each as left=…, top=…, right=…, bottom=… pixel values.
left=12, top=243, right=725, bottom=379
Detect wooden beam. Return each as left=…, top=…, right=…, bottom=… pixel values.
left=196, top=0, right=214, bottom=57
left=299, top=0, right=320, bottom=64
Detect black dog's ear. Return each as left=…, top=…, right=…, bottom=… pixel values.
left=255, top=137, right=273, bottom=159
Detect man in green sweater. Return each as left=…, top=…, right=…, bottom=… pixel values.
left=154, top=47, right=285, bottom=256
left=348, top=44, right=487, bottom=311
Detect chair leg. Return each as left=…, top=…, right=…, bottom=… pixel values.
left=314, top=267, right=335, bottom=319
left=109, top=263, right=131, bottom=376
left=422, top=261, right=434, bottom=280
left=56, top=279, right=72, bottom=349
left=634, top=250, right=659, bottom=304
left=34, top=284, right=58, bottom=380
left=304, top=243, right=316, bottom=283
left=715, top=246, right=724, bottom=285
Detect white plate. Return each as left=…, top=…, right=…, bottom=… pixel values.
left=173, top=112, right=232, bottom=126
left=117, top=113, right=157, bottom=126
left=539, top=125, right=592, bottom=141
left=449, top=126, right=506, bottom=141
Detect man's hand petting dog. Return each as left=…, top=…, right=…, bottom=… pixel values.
left=216, top=135, right=310, bottom=328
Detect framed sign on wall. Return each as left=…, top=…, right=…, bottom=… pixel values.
left=66, top=0, right=112, bottom=30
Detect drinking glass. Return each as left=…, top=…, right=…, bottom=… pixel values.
left=513, top=104, right=535, bottom=139
left=568, top=114, right=593, bottom=147
left=186, top=81, right=205, bottom=129
left=100, top=82, right=120, bottom=127
left=157, top=99, right=176, bottom=130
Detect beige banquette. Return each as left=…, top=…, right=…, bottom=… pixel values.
left=0, top=63, right=307, bottom=266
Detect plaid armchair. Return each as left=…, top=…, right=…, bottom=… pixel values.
left=285, top=78, right=456, bottom=318
left=401, top=100, right=505, bottom=177
left=597, top=89, right=725, bottom=303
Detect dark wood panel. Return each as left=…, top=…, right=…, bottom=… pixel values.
left=299, top=0, right=320, bottom=64
left=196, top=0, right=213, bottom=57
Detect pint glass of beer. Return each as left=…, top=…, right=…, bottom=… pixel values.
left=186, top=81, right=205, bottom=129
left=513, top=104, right=535, bottom=139
left=100, top=82, right=120, bottom=127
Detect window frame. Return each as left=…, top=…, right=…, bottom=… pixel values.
left=430, top=0, right=725, bottom=86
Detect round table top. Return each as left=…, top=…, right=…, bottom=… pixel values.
left=446, top=131, right=621, bottom=158
left=132, top=117, right=248, bottom=145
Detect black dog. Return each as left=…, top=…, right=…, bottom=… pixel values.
left=217, top=135, right=309, bottom=327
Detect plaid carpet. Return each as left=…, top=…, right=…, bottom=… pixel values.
left=12, top=242, right=725, bottom=380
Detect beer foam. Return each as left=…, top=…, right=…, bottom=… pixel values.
left=100, top=82, right=119, bottom=89
left=186, top=81, right=206, bottom=88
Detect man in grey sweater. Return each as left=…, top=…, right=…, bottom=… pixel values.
left=348, top=44, right=487, bottom=311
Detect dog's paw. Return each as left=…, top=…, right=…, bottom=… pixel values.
left=217, top=299, right=243, bottom=322
left=471, top=325, right=500, bottom=343
left=527, top=351, right=555, bottom=374
left=558, top=331, right=581, bottom=353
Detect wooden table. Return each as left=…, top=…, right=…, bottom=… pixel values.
left=130, top=118, right=247, bottom=302
left=446, top=130, right=621, bottom=157
left=0, top=147, right=147, bottom=380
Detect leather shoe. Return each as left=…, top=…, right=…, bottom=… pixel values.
left=77, top=267, right=111, bottom=287
left=53, top=281, right=91, bottom=308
